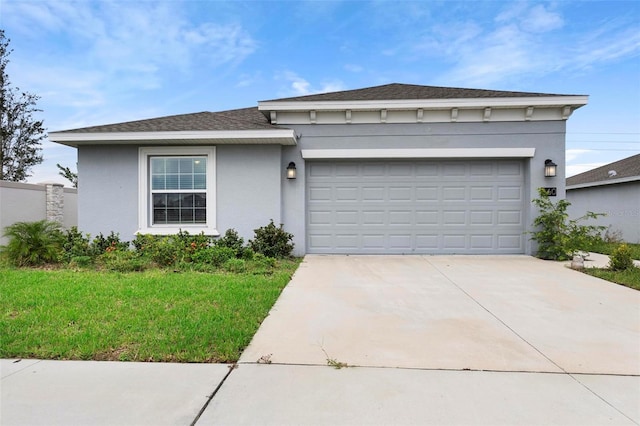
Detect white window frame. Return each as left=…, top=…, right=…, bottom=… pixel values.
left=138, top=146, right=217, bottom=235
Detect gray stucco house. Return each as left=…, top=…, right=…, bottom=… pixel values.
left=566, top=154, right=640, bottom=244
left=49, top=83, right=587, bottom=256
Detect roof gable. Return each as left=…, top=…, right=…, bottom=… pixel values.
left=566, top=154, right=640, bottom=186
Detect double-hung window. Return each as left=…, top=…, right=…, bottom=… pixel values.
left=138, top=147, right=217, bottom=235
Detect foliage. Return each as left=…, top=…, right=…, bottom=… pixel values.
left=0, top=30, right=45, bottom=181
left=0, top=261, right=301, bottom=362
left=586, top=241, right=640, bottom=260
left=191, top=246, right=236, bottom=267
left=583, top=267, right=640, bottom=291
left=60, top=226, right=92, bottom=262
left=608, top=244, right=635, bottom=271
left=133, top=231, right=211, bottom=267
left=98, top=250, right=147, bottom=272
left=530, top=188, right=605, bottom=260
left=249, top=220, right=294, bottom=258
left=92, top=232, right=129, bottom=254
left=56, top=163, right=78, bottom=188
left=215, top=228, right=246, bottom=257
left=1, top=220, right=63, bottom=266
left=224, top=258, right=247, bottom=273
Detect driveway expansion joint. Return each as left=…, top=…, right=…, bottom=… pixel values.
left=190, top=363, right=237, bottom=426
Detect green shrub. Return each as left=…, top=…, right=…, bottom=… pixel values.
left=92, top=232, right=129, bottom=254
left=69, top=255, right=93, bottom=268
left=1, top=220, right=63, bottom=266
left=215, top=229, right=245, bottom=257
left=608, top=244, right=635, bottom=271
left=133, top=231, right=212, bottom=267
left=249, top=220, right=294, bottom=258
left=530, top=188, right=605, bottom=260
left=191, top=246, right=235, bottom=267
left=224, top=258, right=247, bottom=273
left=98, top=250, right=147, bottom=272
left=61, top=227, right=92, bottom=262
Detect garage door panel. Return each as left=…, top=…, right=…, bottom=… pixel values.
left=307, top=160, right=525, bottom=254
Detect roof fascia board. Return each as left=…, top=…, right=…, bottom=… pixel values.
left=48, top=129, right=297, bottom=144
left=259, top=96, right=588, bottom=112
left=301, top=148, right=536, bottom=159
left=566, top=175, right=640, bottom=190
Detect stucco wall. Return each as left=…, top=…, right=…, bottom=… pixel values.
left=281, top=121, right=567, bottom=256
left=78, top=145, right=139, bottom=240
left=0, top=181, right=77, bottom=245
left=76, top=121, right=566, bottom=256
left=567, top=181, right=640, bottom=243
left=77, top=144, right=282, bottom=245
left=216, top=144, right=282, bottom=243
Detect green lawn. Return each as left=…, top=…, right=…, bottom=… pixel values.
left=583, top=267, right=640, bottom=291
left=584, top=242, right=640, bottom=291
left=0, top=261, right=300, bottom=362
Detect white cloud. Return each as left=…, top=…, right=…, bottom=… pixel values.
left=566, top=149, right=593, bottom=162
left=417, top=2, right=638, bottom=87
left=344, top=64, right=364, bottom=73
left=277, top=71, right=346, bottom=97
left=566, top=163, right=605, bottom=178
left=523, top=4, right=564, bottom=33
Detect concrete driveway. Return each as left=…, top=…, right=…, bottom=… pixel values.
left=200, top=255, right=640, bottom=425
left=239, top=255, right=639, bottom=374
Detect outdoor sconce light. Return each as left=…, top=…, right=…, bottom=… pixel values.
left=544, top=159, right=557, bottom=177
left=286, top=162, right=297, bottom=179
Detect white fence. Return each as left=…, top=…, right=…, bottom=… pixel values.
left=0, top=181, right=78, bottom=245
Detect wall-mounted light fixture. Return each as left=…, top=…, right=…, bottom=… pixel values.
left=286, top=162, right=297, bottom=179
left=544, top=159, right=557, bottom=177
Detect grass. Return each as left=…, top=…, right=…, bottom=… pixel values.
left=0, top=260, right=300, bottom=363
left=583, top=267, right=640, bottom=291
left=587, top=241, right=640, bottom=260
left=583, top=242, right=640, bottom=291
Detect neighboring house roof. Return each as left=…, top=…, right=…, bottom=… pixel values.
left=566, top=154, right=640, bottom=189
left=261, top=83, right=580, bottom=102
left=59, top=107, right=274, bottom=133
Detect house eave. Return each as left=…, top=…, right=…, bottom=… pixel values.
left=48, top=129, right=298, bottom=147
left=566, top=175, right=640, bottom=190
left=258, top=96, right=589, bottom=112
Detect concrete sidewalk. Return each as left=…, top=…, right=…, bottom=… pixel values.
left=1, top=359, right=230, bottom=426
left=2, top=255, right=639, bottom=425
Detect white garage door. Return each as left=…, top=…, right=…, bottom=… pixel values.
left=306, top=160, right=526, bottom=254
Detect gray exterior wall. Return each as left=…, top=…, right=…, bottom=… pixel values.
left=216, top=144, right=282, bottom=242
left=76, top=121, right=566, bottom=256
left=0, top=181, right=77, bottom=245
left=567, top=181, right=640, bottom=244
left=78, top=145, right=139, bottom=240
left=281, top=121, right=567, bottom=256
left=77, top=144, right=282, bottom=245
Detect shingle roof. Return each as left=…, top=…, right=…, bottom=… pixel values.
left=566, top=154, right=640, bottom=186
left=261, top=83, right=580, bottom=102
left=53, top=83, right=584, bottom=134
left=58, top=107, right=274, bottom=133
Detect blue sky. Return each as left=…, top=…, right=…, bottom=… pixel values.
left=2, top=0, right=639, bottom=185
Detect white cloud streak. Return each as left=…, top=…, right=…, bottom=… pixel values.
left=278, top=71, right=346, bottom=97
left=412, top=2, right=639, bottom=87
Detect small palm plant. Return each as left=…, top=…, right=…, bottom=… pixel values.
left=1, top=220, right=63, bottom=266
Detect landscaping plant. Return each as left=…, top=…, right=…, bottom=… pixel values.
left=249, top=220, right=294, bottom=258
left=1, top=220, right=63, bottom=266
left=608, top=244, right=635, bottom=271
left=530, top=188, right=605, bottom=260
